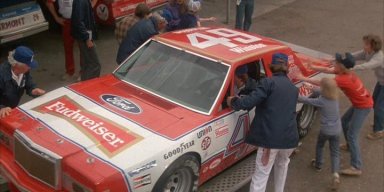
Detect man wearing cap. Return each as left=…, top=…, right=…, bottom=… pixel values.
left=234, top=65, right=257, bottom=96
left=227, top=53, right=299, bottom=192
left=0, top=46, right=45, bottom=118
left=299, top=52, right=373, bottom=176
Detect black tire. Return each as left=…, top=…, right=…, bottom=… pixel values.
left=152, top=155, right=200, bottom=192
left=296, top=103, right=316, bottom=138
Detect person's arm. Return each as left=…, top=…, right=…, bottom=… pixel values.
left=298, top=96, right=324, bottom=107
left=310, top=63, right=336, bottom=74
left=71, top=0, right=91, bottom=41
left=352, top=50, right=365, bottom=61
left=24, top=73, right=45, bottom=97
left=353, top=52, right=383, bottom=70
left=297, top=76, right=321, bottom=86
left=45, top=0, right=65, bottom=25
left=228, top=79, right=270, bottom=111
left=91, top=0, right=98, bottom=8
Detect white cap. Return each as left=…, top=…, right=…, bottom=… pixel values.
left=188, top=0, right=201, bottom=13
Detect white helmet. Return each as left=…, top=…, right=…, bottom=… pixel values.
left=188, top=0, right=201, bottom=13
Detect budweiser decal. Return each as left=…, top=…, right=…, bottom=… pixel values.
left=33, top=96, right=143, bottom=157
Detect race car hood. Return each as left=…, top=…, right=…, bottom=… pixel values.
left=15, top=75, right=208, bottom=159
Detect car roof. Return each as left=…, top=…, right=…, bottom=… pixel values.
left=154, top=27, right=289, bottom=65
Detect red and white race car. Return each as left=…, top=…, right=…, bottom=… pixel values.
left=94, top=0, right=167, bottom=25
left=0, top=27, right=330, bottom=192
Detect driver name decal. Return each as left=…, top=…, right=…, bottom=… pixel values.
left=33, top=96, right=143, bottom=157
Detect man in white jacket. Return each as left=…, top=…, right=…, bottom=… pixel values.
left=352, top=34, right=384, bottom=140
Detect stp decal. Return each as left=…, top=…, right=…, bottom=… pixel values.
left=201, top=137, right=211, bottom=151
left=101, top=94, right=142, bottom=114
left=32, top=96, right=143, bottom=157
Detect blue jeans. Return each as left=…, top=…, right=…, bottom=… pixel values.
left=373, top=82, right=384, bottom=132
left=315, top=133, right=340, bottom=173
left=341, top=107, right=371, bottom=169
left=235, top=0, right=254, bottom=31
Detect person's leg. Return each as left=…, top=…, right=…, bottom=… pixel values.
left=235, top=0, right=245, bottom=30
left=243, top=0, right=254, bottom=31
left=341, top=107, right=354, bottom=146
left=346, top=108, right=371, bottom=169
left=329, top=135, right=340, bottom=173
left=77, top=40, right=86, bottom=81
left=273, top=148, right=295, bottom=192
left=250, top=148, right=278, bottom=192
left=62, top=20, right=75, bottom=76
left=373, top=83, right=384, bottom=133
left=78, top=41, right=101, bottom=81
left=315, top=133, right=327, bottom=169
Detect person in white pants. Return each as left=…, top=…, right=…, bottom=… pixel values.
left=228, top=53, right=299, bottom=192
left=250, top=148, right=295, bottom=192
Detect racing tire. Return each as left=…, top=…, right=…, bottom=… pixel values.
left=152, top=155, right=200, bottom=192
left=296, top=103, right=316, bottom=138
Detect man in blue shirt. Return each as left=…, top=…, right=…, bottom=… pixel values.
left=116, top=13, right=167, bottom=64
left=0, top=46, right=45, bottom=118
left=228, top=53, right=299, bottom=192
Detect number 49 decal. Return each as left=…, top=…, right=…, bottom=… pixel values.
left=187, top=28, right=262, bottom=49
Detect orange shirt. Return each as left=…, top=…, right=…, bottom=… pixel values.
left=335, top=72, right=373, bottom=108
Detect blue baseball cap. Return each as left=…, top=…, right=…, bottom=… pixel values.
left=13, top=46, right=38, bottom=69
left=235, top=65, right=248, bottom=76
left=335, top=52, right=355, bottom=69
left=271, top=53, right=288, bottom=65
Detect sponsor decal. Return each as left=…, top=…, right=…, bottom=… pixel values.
left=96, top=4, right=109, bottom=21
left=202, top=166, right=209, bottom=173
left=101, top=94, right=142, bottom=114
left=201, top=136, right=211, bottom=151
left=164, top=141, right=195, bottom=159
left=197, top=126, right=212, bottom=139
left=133, top=174, right=151, bottom=189
left=128, top=160, right=157, bottom=177
left=215, top=126, right=229, bottom=138
left=298, top=83, right=315, bottom=96
left=209, top=158, right=221, bottom=170
left=32, top=96, right=143, bottom=157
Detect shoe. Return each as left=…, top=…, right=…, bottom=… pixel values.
left=339, top=144, right=349, bottom=151
left=331, top=173, right=340, bottom=191
left=61, top=74, right=73, bottom=81
left=340, top=167, right=362, bottom=176
left=367, top=131, right=384, bottom=140
left=310, top=159, right=322, bottom=172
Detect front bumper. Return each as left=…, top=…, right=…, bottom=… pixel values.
left=0, top=21, right=48, bottom=44
left=0, top=145, right=58, bottom=192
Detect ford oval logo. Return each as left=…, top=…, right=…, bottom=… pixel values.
left=101, top=94, right=142, bottom=114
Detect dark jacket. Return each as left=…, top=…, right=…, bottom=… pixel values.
left=71, top=0, right=97, bottom=41
left=116, top=18, right=159, bottom=64
left=0, top=62, right=36, bottom=109
left=177, top=13, right=198, bottom=30
left=231, top=72, right=299, bottom=149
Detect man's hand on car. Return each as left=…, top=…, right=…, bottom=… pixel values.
left=0, top=107, right=12, bottom=118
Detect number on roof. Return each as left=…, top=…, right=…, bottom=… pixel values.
left=187, top=28, right=262, bottom=49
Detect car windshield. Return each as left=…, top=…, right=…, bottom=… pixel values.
left=114, top=41, right=229, bottom=114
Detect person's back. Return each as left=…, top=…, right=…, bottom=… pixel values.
left=335, top=72, right=373, bottom=108
left=116, top=18, right=158, bottom=64
left=248, top=73, right=299, bottom=149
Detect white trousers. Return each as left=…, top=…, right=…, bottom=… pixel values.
left=249, top=147, right=295, bottom=192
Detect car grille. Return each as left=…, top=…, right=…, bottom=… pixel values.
left=13, top=132, right=61, bottom=189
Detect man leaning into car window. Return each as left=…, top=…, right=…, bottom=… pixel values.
left=234, top=65, right=257, bottom=97
left=0, top=46, right=46, bottom=118
left=227, top=53, right=299, bottom=192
